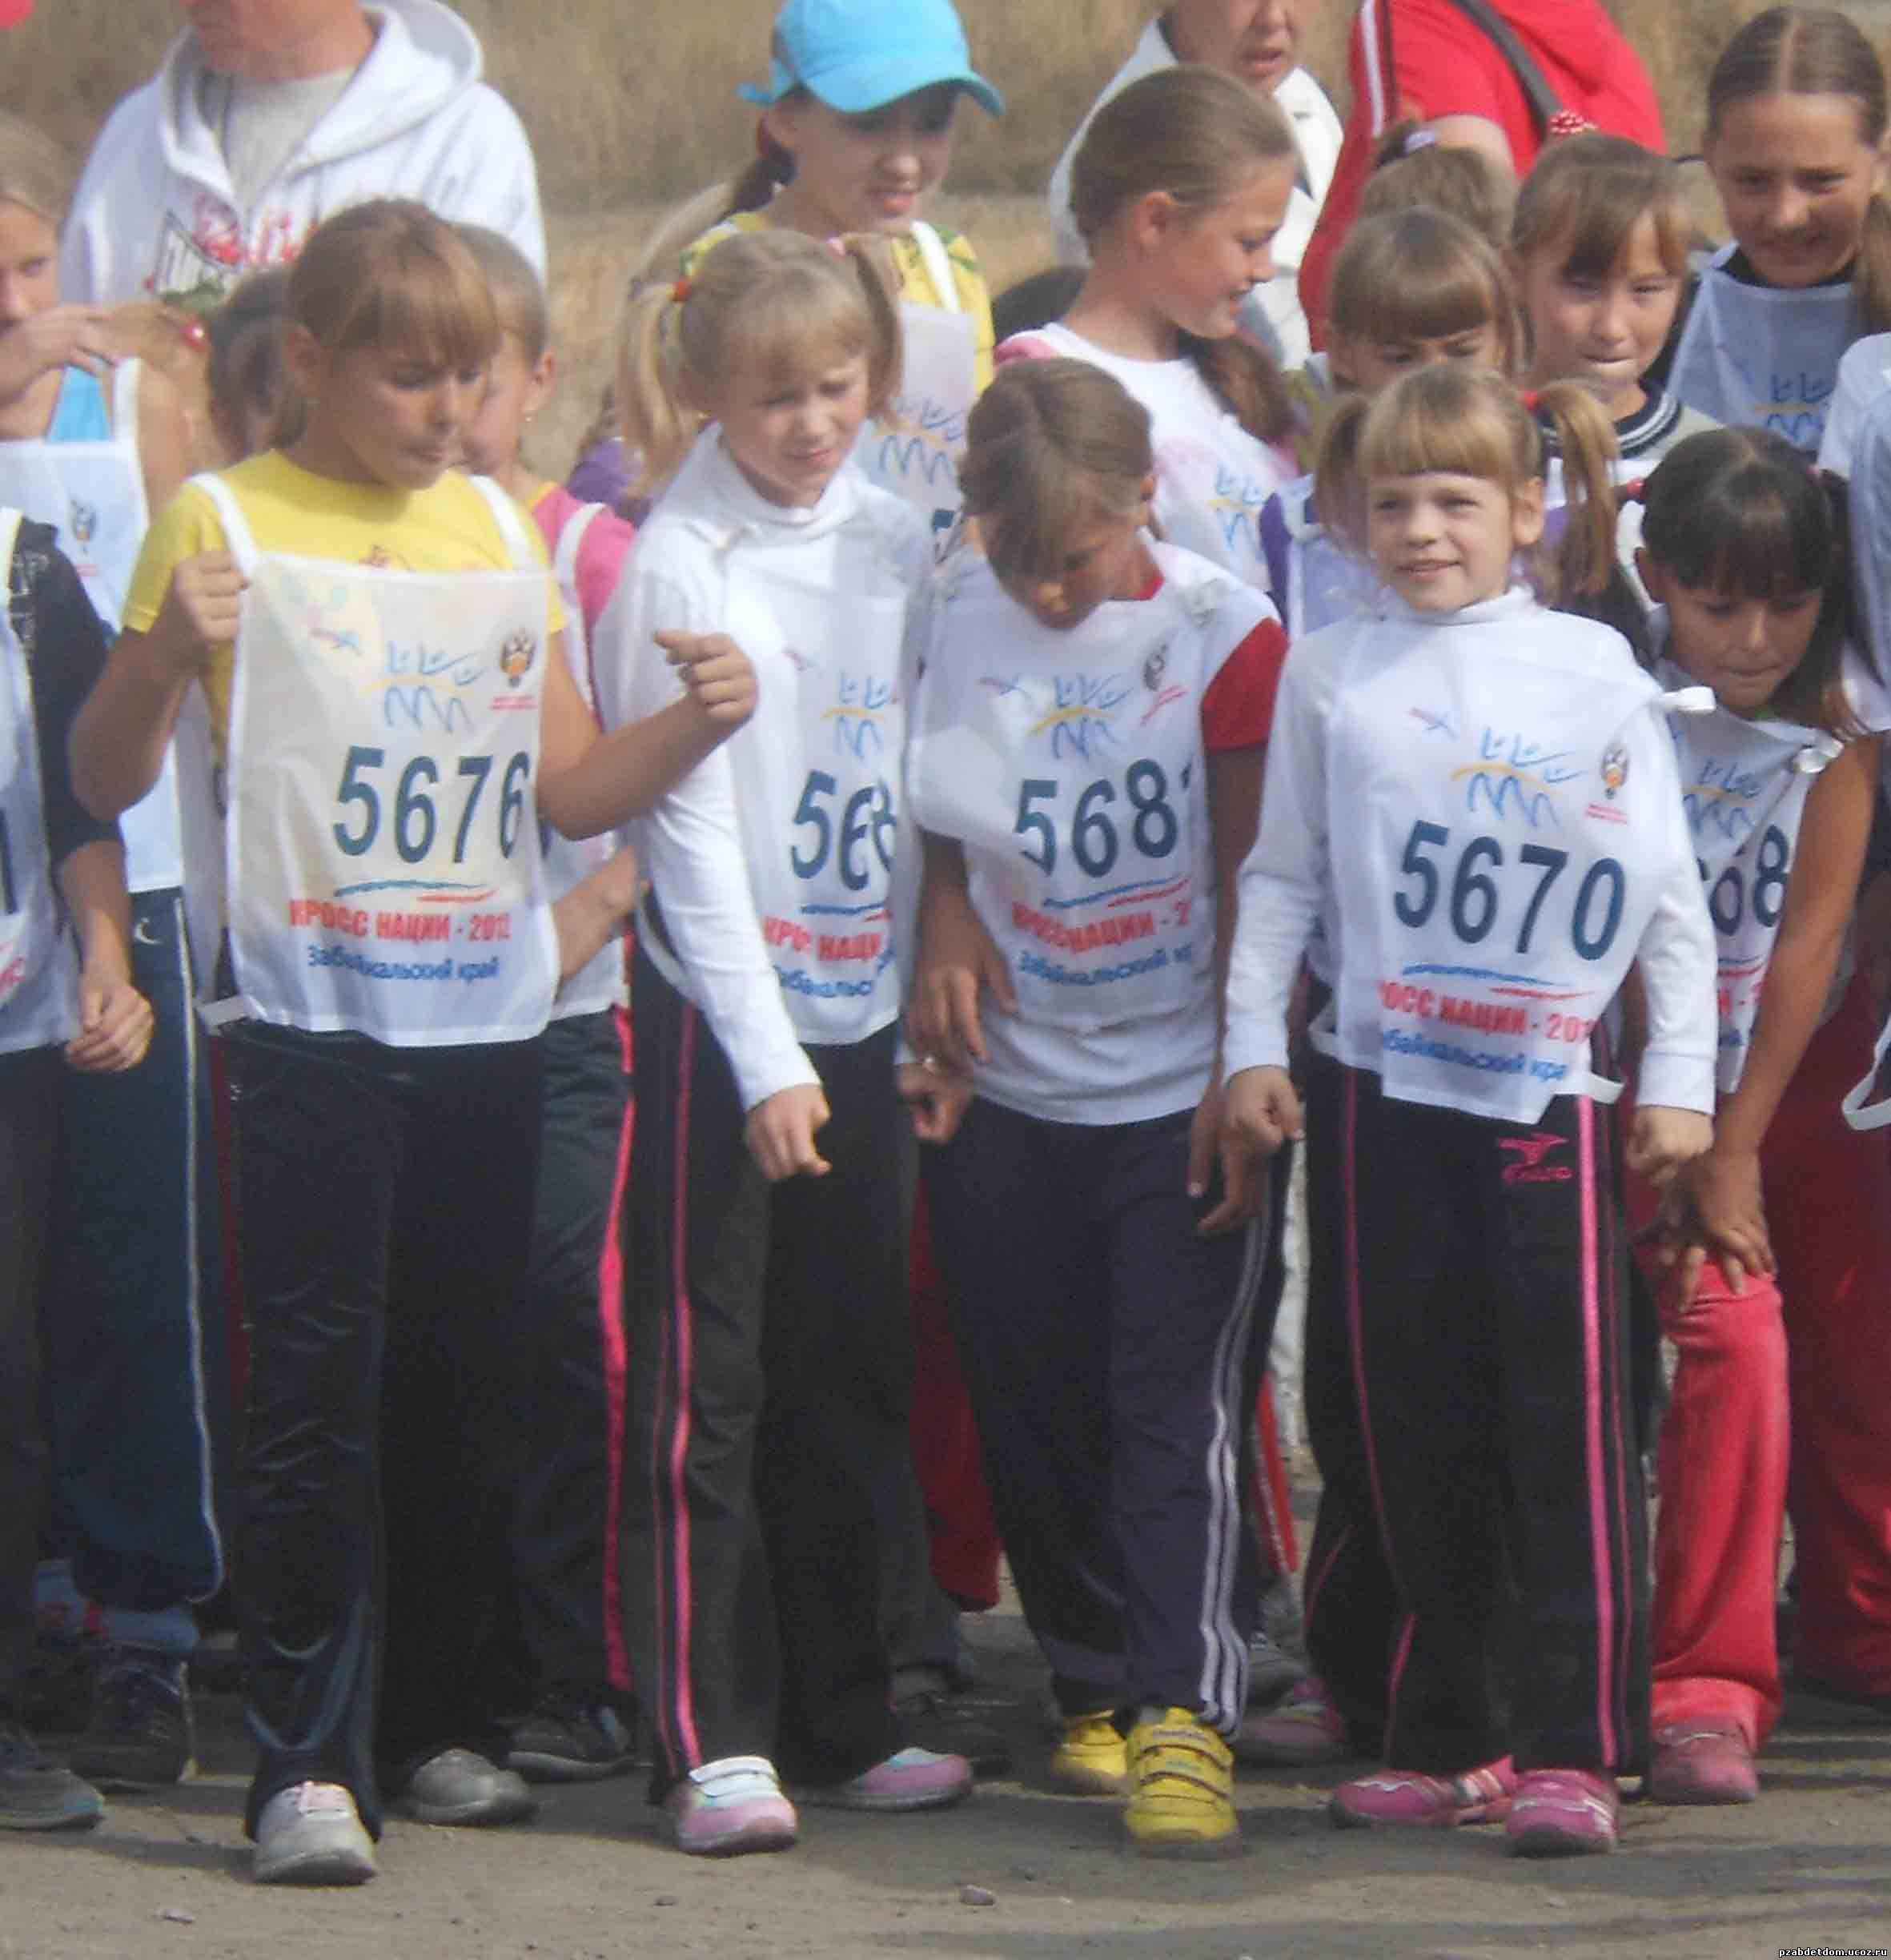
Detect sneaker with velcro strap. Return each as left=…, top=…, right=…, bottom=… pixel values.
left=1123, top=1707, right=1241, bottom=1859
left=1506, top=1766, right=1620, bottom=1855
left=664, top=1754, right=799, bottom=1857
left=1329, top=1757, right=1516, bottom=1829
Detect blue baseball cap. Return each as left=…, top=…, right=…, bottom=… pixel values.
left=738, top=0, right=1004, bottom=118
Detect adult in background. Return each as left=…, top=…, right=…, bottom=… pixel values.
left=1047, top=2, right=1343, bottom=369
left=60, top=0, right=544, bottom=310
left=1299, top=0, right=1664, bottom=345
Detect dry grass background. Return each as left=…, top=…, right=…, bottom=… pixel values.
left=0, top=0, right=1863, bottom=467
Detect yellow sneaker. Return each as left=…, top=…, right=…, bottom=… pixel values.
left=1048, top=1713, right=1129, bottom=1794
left=1123, top=1708, right=1240, bottom=1859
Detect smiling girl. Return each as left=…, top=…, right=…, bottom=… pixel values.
left=1662, top=6, right=1891, bottom=454
left=1001, top=64, right=1300, bottom=590
left=1222, top=363, right=1718, bottom=1857
left=601, top=228, right=972, bottom=1858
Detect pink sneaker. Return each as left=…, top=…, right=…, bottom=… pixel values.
left=1506, top=1768, right=1619, bottom=1855
left=1329, top=1757, right=1516, bottom=1828
left=794, top=1747, right=972, bottom=1813
left=664, top=1755, right=799, bottom=1858
left=1649, top=1721, right=1759, bottom=1805
left=1235, top=1677, right=1349, bottom=1767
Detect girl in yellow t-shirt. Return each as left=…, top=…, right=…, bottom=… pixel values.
left=70, top=199, right=754, bottom=1890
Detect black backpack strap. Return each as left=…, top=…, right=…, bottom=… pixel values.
left=1430, top=0, right=1568, bottom=139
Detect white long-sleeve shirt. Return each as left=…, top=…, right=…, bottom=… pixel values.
left=591, top=435, right=931, bottom=1113
left=1227, top=588, right=1717, bottom=1120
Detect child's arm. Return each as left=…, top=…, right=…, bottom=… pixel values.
left=1192, top=741, right=1267, bottom=1234
left=1624, top=729, right=1720, bottom=1184
left=907, top=829, right=1017, bottom=1070
left=1681, top=737, right=1879, bottom=1284
left=0, top=305, right=115, bottom=405
left=534, top=627, right=756, bottom=841
left=136, top=364, right=196, bottom=516
left=551, top=842, right=641, bottom=986
left=1220, top=642, right=1331, bottom=1164
left=57, top=839, right=152, bottom=1073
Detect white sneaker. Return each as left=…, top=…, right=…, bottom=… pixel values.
left=253, top=1780, right=376, bottom=1886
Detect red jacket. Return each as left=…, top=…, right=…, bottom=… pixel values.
left=1300, top=0, right=1666, bottom=346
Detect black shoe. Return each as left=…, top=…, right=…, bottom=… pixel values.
left=0, top=1721, right=104, bottom=1830
left=70, top=1645, right=195, bottom=1789
left=14, top=1632, right=98, bottom=1735
left=504, top=1687, right=639, bottom=1784
left=895, top=1688, right=1012, bottom=1779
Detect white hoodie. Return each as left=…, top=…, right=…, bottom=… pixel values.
left=62, top=0, right=544, bottom=308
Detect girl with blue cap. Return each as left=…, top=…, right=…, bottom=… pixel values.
left=645, top=0, right=1002, bottom=551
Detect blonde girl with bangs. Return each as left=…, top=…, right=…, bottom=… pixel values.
left=594, top=228, right=975, bottom=1858
left=999, top=64, right=1299, bottom=592
left=905, top=357, right=1290, bottom=1858
left=1512, top=135, right=1717, bottom=484
left=1223, top=362, right=1718, bottom=1856
left=1259, top=208, right=1518, bottom=638
left=70, top=199, right=757, bottom=1887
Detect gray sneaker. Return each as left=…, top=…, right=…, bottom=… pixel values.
left=0, top=1721, right=103, bottom=1831
left=254, top=1781, right=376, bottom=1886
left=396, top=1748, right=537, bottom=1826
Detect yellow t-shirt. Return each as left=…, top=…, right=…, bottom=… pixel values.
left=681, top=209, right=996, bottom=392
left=123, top=452, right=565, bottom=758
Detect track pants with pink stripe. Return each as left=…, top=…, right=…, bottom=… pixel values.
left=618, top=950, right=913, bottom=1797
left=1321, top=1064, right=1650, bottom=1777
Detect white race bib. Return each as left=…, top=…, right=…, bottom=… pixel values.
left=1665, top=684, right=1837, bottom=1093
left=0, top=508, right=76, bottom=1053
left=0, top=363, right=184, bottom=893
left=1669, top=247, right=1856, bottom=453
left=912, top=546, right=1244, bottom=1031
left=195, top=475, right=557, bottom=1046
left=1327, top=605, right=1695, bottom=1120
left=540, top=502, right=628, bottom=1022
left=720, top=551, right=906, bottom=1045
left=856, top=224, right=978, bottom=560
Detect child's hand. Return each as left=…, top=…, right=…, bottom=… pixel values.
left=64, top=970, right=154, bottom=1074
left=1627, top=1104, right=1712, bottom=1188
left=909, top=878, right=1016, bottom=1071
left=743, top=1082, right=832, bottom=1181
left=1676, top=1145, right=1774, bottom=1295
left=897, top=1057, right=972, bottom=1146
left=0, top=305, right=116, bottom=402
left=1222, top=1065, right=1303, bottom=1159
left=656, top=630, right=758, bottom=730
left=149, top=552, right=246, bottom=679
left=1188, top=1075, right=1266, bottom=1236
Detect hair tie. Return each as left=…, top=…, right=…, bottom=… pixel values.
left=1547, top=110, right=1598, bottom=141
left=1620, top=477, right=1647, bottom=505
left=672, top=275, right=693, bottom=304
left=1403, top=128, right=1439, bottom=155
left=179, top=316, right=208, bottom=354
left=1520, top=388, right=1543, bottom=412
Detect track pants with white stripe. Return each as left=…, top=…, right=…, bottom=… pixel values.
left=1318, top=1064, right=1649, bottom=1776
left=620, top=950, right=911, bottom=1796
left=44, top=890, right=226, bottom=1626
left=924, top=1096, right=1262, bottom=1734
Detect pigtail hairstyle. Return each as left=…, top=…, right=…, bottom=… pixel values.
left=1707, top=7, right=1891, bottom=335
left=1640, top=426, right=1861, bottom=734
left=1068, top=64, right=1295, bottom=446
left=1311, top=392, right=1371, bottom=559
left=959, top=358, right=1154, bottom=585
left=617, top=228, right=903, bottom=500
left=1532, top=380, right=1624, bottom=603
